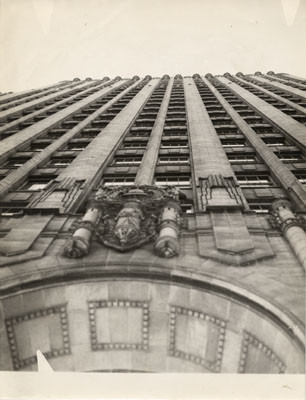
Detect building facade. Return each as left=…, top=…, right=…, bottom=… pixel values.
left=0, top=72, right=305, bottom=373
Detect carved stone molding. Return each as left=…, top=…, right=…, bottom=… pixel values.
left=88, top=299, right=149, bottom=351
left=5, top=304, right=70, bottom=370
left=30, top=177, right=84, bottom=210
left=200, top=174, right=245, bottom=210
left=168, top=305, right=227, bottom=372
left=239, top=331, right=286, bottom=373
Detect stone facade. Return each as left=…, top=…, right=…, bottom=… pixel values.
left=0, top=73, right=305, bottom=373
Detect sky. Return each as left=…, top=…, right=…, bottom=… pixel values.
left=0, top=0, right=306, bottom=92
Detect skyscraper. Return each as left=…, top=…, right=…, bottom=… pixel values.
left=0, top=72, right=305, bottom=373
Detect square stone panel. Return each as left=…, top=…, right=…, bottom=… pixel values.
left=239, top=331, right=286, bottom=373
left=169, top=305, right=227, bottom=372
left=88, top=300, right=149, bottom=351
left=5, top=304, right=70, bottom=370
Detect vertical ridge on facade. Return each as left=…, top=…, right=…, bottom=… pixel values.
left=217, top=76, right=306, bottom=149
left=250, top=73, right=306, bottom=101
left=0, top=79, right=121, bottom=162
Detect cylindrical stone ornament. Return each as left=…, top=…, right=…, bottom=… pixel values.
left=154, top=201, right=181, bottom=258
left=272, top=199, right=306, bottom=272
left=63, top=206, right=101, bottom=258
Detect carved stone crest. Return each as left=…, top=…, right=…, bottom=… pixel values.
left=62, top=185, right=181, bottom=257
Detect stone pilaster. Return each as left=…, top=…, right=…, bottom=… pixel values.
left=202, top=75, right=306, bottom=211
left=217, top=76, right=306, bottom=150
left=135, top=77, right=174, bottom=185
left=271, top=200, right=306, bottom=271
left=0, top=79, right=137, bottom=199
left=0, top=79, right=119, bottom=162
left=0, top=80, right=93, bottom=136
left=250, top=73, right=306, bottom=101
left=0, top=83, right=73, bottom=113
left=0, top=80, right=101, bottom=123
left=235, top=74, right=306, bottom=115
left=277, top=73, right=306, bottom=85
left=183, top=77, right=246, bottom=210
left=36, top=78, right=161, bottom=212
left=265, top=72, right=306, bottom=90
left=0, top=80, right=72, bottom=105
left=185, top=76, right=256, bottom=261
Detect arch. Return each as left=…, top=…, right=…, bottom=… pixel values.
left=0, top=268, right=303, bottom=373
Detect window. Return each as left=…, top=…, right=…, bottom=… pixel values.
left=103, top=176, right=135, bottom=186
left=67, top=142, right=89, bottom=150
left=161, top=141, right=188, bottom=148
left=227, top=154, right=256, bottom=163
left=46, top=129, right=66, bottom=139
left=113, top=157, right=142, bottom=165
left=163, top=131, right=188, bottom=137
left=181, top=201, right=195, bottom=214
left=20, top=178, right=53, bottom=191
left=80, top=128, right=100, bottom=138
left=248, top=202, right=271, bottom=214
left=158, top=156, right=189, bottom=164
left=164, top=120, right=186, bottom=127
left=155, top=174, right=191, bottom=187
left=263, top=138, right=287, bottom=146
left=4, top=158, right=29, bottom=167
left=48, top=158, right=74, bottom=167
left=28, top=183, right=49, bottom=191
left=215, top=127, right=240, bottom=135
left=30, top=142, right=50, bottom=151
left=250, top=205, right=270, bottom=214
left=294, top=173, right=306, bottom=184
left=0, top=208, right=24, bottom=217
left=275, top=152, right=304, bottom=161
left=236, top=174, right=272, bottom=187
left=221, top=139, right=245, bottom=147
left=123, top=143, right=147, bottom=149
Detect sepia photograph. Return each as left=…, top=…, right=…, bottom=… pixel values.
left=0, top=0, right=305, bottom=398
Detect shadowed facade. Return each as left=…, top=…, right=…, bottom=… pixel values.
left=0, top=72, right=305, bottom=373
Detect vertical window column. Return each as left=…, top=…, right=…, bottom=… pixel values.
left=248, top=73, right=306, bottom=102
left=277, top=73, right=306, bottom=86
left=0, top=79, right=137, bottom=199
left=34, top=77, right=161, bottom=212
left=234, top=73, right=306, bottom=117
left=134, top=76, right=174, bottom=185
left=0, top=80, right=119, bottom=162
left=264, top=72, right=306, bottom=90
left=184, top=76, right=247, bottom=211
left=202, top=74, right=306, bottom=211
left=217, top=75, right=306, bottom=152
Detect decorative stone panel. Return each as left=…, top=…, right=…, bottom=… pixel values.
left=200, top=175, right=244, bottom=210
left=239, top=331, right=286, bottom=373
left=30, top=178, right=84, bottom=211
left=169, top=305, right=227, bottom=372
left=0, top=215, right=52, bottom=256
left=88, top=300, right=149, bottom=351
left=5, top=304, right=70, bottom=370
